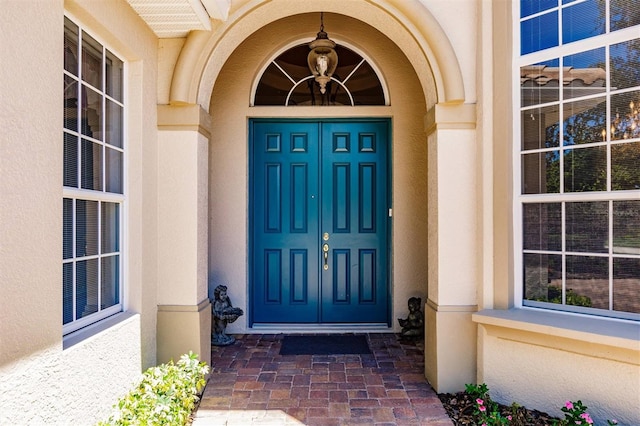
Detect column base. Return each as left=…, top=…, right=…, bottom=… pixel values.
left=424, top=300, right=477, bottom=393
left=157, top=298, right=211, bottom=366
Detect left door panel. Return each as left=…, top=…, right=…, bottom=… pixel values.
left=250, top=121, right=320, bottom=323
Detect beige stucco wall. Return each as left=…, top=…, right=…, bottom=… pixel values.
left=1, top=0, right=62, bottom=369
left=482, top=337, right=639, bottom=425
left=474, top=310, right=640, bottom=425
left=0, top=315, right=142, bottom=424
left=156, top=115, right=212, bottom=364
left=419, top=0, right=477, bottom=104
left=0, top=0, right=159, bottom=423
left=158, top=128, right=209, bottom=307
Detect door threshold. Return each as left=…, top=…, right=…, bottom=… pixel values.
left=249, top=323, right=393, bottom=334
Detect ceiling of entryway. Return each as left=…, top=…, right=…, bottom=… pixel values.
left=126, top=0, right=230, bottom=37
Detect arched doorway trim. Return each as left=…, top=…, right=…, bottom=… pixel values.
left=168, top=0, right=465, bottom=110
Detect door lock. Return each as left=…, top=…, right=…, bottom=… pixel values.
left=322, top=243, right=329, bottom=270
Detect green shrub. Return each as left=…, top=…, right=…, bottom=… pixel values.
left=464, top=383, right=619, bottom=426
left=532, top=286, right=592, bottom=307
left=97, top=352, right=210, bottom=426
left=465, top=383, right=511, bottom=425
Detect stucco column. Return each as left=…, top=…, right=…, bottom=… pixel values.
left=425, top=103, right=478, bottom=393
left=156, top=104, right=211, bottom=365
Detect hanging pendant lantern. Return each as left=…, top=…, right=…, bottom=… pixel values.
left=307, top=12, right=338, bottom=94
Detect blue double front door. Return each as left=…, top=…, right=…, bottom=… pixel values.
left=250, top=119, right=390, bottom=325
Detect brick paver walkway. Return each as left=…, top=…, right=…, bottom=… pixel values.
left=192, top=333, right=453, bottom=425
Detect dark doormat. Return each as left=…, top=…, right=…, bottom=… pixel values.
left=280, top=334, right=371, bottom=355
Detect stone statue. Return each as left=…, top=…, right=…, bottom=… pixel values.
left=211, top=285, right=243, bottom=346
left=398, top=297, right=424, bottom=339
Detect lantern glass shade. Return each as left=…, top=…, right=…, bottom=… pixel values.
left=308, top=43, right=338, bottom=77
left=308, top=37, right=338, bottom=94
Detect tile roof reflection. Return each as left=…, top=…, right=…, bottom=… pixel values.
left=521, top=65, right=606, bottom=87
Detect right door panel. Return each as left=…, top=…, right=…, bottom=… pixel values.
left=320, top=121, right=389, bottom=323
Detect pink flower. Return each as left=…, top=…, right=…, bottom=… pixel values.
left=479, top=405, right=486, bottom=412
left=580, top=413, right=593, bottom=424
left=565, top=401, right=574, bottom=410
left=476, top=398, right=484, bottom=405
left=507, top=415, right=513, bottom=421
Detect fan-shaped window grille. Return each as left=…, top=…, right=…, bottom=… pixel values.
left=254, top=44, right=386, bottom=106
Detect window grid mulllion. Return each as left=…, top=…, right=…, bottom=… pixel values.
left=523, top=198, right=638, bottom=309
left=63, top=16, right=125, bottom=335
left=519, top=0, right=610, bottom=49
left=608, top=198, right=614, bottom=311
left=519, top=46, right=640, bottom=196
left=516, top=1, right=640, bottom=319
left=62, top=198, right=123, bottom=331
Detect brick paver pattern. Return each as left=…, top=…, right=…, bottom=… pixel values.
left=192, top=333, right=453, bottom=426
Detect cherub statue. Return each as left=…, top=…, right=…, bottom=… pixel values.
left=211, top=285, right=243, bottom=346
left=398, top=297, right=424, bottom=339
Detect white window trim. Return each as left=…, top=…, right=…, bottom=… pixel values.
left=63, top=14, right=127, bottom=336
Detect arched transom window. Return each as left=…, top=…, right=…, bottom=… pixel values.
left=253, top=44, right=387, bottom=106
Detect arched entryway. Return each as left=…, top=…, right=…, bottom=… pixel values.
left=157, top=0, right=478, bottom=393
left=207, top=11, right=427, bottom=333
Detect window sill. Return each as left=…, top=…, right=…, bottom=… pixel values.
left=63, top=311, right=138, bottom=350
left=472, top=308, right=640, bottom=365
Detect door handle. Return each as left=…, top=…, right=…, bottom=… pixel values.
left=322, top=243, right=329, bottom=270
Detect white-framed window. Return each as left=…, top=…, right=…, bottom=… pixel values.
left=516, top=0, right=639, bottom=320
left=63, top=17, right=125, bottom=334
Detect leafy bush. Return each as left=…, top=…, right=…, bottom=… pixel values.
left=464, top=383, right=618, bottom=426
left=556, top=400, right=618, bottom=426
left=465, top=383, right=512, bottom=425
left=97, top=352, right=210, bottom=426
left=533, top=286, right=592, bottom=307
